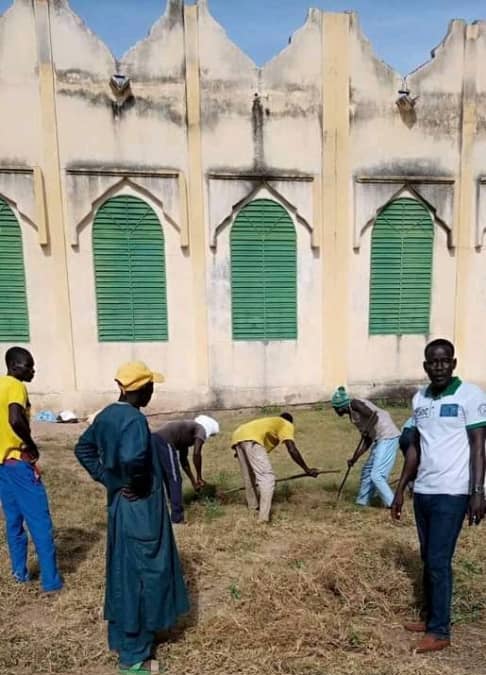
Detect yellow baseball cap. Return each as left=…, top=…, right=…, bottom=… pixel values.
left=115, top=361, right=164, bottom=391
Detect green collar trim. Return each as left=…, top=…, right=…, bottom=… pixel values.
left=425, top=376, right=462, bottom=400
left=466, top=421, right=486, bottom=430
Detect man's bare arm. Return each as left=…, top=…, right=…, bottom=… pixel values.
left=391, top=429, right=420, bottom=521
left=179, top=447, right=198, bottom=489
left=8, top=403, right=38, bottom=460
left=284, top=440, right=318, bottom=476
left=192, top=437, right=206, bottom=488
left=467, top=427, right=485, bottom=526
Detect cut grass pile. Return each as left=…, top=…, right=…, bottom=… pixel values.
left=1, top=406, right=485, bottom=675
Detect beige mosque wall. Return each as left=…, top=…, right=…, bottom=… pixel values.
left=0, top=0, right=485, bottom=413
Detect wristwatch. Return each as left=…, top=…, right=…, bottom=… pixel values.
left=472, top=486, right=485, bottom=496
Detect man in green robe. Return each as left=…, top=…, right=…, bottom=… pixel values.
left=75, top=361, right=189, bottom=675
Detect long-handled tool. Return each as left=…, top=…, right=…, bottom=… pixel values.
left=335, top=410, right=378, bottom=505
left=221, top=468, right=340, bottom=495
left=335, top=463, right=353, bottom=503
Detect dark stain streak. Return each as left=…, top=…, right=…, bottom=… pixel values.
left=56, top=88, right=112, bottom=107
left=51, top=0, right=69, bottom=11
left=200, top=99, right=319, bottom=126
left=65, top=160, right=179, bottom=172
left=166, top=0, right=184, bottom=29
left=207, top=165, right=314, bottom=179
left=57, top=69, right=184, bottom=87
left=56, top=69, right=108, bottom=84
left=56, top=88, right=184, bottom=125
left=0, top=159, right=30, bottom=168
left=350, top=93, right=462, bottom=135
left=474, top=94, right=486, bottom=134
left=112, top=95, right=136, bottom=119
left=357, top=159, right=453, bottom=177
left=252, top=93, right=264, bottom=169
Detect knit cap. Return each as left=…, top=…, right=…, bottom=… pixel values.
left=331, top=386, right=351, bottom=409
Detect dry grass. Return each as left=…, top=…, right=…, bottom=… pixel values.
left=1, top=406, right=486, bottom=675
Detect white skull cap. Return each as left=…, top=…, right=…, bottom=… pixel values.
left=194, top=414, right=220, bottom=438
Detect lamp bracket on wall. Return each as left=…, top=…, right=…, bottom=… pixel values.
left=110, top=74, right=134, bottom=116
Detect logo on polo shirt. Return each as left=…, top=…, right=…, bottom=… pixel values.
left=479, top=403, right=486, bottom=416
left=440, top=404, right=459, bottom=417
left=415, top=407, right=429, bottom=419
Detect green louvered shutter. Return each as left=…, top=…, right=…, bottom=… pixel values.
left=231, top=199, right=297, bottom=340
left=93, top=196, right=168, bottom=342
left=369, top=198, right=434, bottom=335
left=0, top=198, right=30, bottom=342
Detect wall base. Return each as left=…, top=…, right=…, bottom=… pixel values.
left=27, top=380, right=438, bottom=417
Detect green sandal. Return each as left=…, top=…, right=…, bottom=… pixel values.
left=119, top=660, right=159, bottom=674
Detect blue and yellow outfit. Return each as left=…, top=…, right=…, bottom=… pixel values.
left=75, top=402, right=189, bottom=668
left=0, top=375, right=62, bottom=591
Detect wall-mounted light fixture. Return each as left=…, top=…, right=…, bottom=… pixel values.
left=110, top=74, right=131, bottom=96
left=395, top=79, right=418, bottom=128
left=395, top=79, right=418, bottom=113
left=110, top=74, right=133, bottom=116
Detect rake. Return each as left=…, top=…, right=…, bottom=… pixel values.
left=221, top=468, right=341, bottom=496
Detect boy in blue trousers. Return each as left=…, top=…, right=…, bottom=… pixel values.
left=0, top=347, right=62, bottom=592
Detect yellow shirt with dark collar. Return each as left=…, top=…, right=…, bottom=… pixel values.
left=0, top=375, right=29, bottom=463
left=231, top=417, right=295, bottom=452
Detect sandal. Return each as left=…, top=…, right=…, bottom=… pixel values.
left=119, top=660, right=159, bottom=674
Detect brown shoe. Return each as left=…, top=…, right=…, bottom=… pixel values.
left=404, top=621, right=426, bottom=633
left=413, top=634, right=450, bottom=654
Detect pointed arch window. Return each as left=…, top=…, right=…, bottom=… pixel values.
left=231, top=199, right=297, bottom=341
left=0, top=198, right=30, bottom=342
left=369, top=198, right=434, bottom=335
left=93, top=195, right=168, bottom=342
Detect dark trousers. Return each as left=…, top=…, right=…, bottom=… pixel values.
left=413, top=493, right=469, bottom=639
left=108, top=620, right=154, bottom=668
left=151, top=435, right=184, bottom=523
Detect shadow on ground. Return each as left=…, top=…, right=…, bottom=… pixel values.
left=55, top=525, right=104, bottom=574
left=385, top=541, right=423, bottom=611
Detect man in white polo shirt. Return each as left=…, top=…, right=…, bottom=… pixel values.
left=391, top=338, right=486, bottom=654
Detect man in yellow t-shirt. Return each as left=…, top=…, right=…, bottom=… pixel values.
left=0, top=347, right=62, bottom=592
left=231, top=412, right=318, bottom=522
